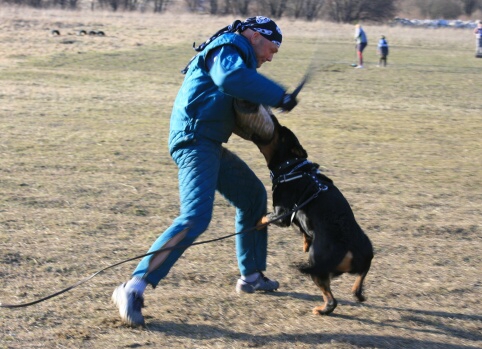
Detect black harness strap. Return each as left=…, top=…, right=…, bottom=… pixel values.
left=270, top=159, right=329, bottom=225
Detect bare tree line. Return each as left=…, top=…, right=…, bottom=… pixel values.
left=1, top=0, right=481, bottom=21
left=412, top=0, right=482, bottom=18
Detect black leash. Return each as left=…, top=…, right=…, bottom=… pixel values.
left=0, top=191, right=321, bottom=309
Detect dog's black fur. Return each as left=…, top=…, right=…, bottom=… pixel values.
left=256, top=116, right=373, bottom=315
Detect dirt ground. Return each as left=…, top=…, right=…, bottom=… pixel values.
left=0, top=7, right=481, bottom=349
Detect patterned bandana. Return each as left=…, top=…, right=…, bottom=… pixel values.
left=236, top=16, right=282, bottom=48
left=181, top=16, right=282, bottom=74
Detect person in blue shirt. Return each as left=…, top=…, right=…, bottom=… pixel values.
left=112, top=16, right=299, bottom=327
left=354, top=24, right=368, bottom=68
left=377, top=35, right=389, bottom=67
left=474, top=20, right=482, bottom=57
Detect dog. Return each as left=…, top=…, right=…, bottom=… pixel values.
left=255, top=115, right=373, bottom=315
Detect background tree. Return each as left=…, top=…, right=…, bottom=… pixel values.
left=220, top=0, right=234, bottom=15
left=151, top=0, right=170, bottom=12
left=326, top=0, right=397, bottom=23
left=209, top=0, right=218, bottom=14
left=234, top=0, right=251, bottom=16
left=3, top=0, right=480, bottom=20
left=108, top=0, right=119, bottom=11
left=258, top=0, right=288, bottom=18
left=305, top=0, right=325, bottom=21
left=185, top=0, right=198, bottom=12
left=459, top=0, right=480, bottom=16
left=292, top=0, right=306, bottom=19
left=292, top=0, right=324, bottom=20
left=415, top=0, right=462, bottom=18
left=124, top=0, right=139, bottom=11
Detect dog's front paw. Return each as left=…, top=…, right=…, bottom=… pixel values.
left=312, top=299, right=337, bottom=316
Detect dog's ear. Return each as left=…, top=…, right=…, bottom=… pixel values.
left=280, top=126, right=308, bottom=159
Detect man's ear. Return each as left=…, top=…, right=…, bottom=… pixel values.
left=250, top=31, right=262, bottom=44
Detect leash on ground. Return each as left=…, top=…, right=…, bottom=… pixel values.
left=0, top=189, right=321, bottom=309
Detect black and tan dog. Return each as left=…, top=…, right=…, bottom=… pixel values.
left=256, top=115, right=373, bottom=315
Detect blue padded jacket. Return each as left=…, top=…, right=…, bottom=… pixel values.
left=169, top=33, right=285, bottom=154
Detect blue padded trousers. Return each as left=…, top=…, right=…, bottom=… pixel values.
left=132, top=137, right=268, bottom=287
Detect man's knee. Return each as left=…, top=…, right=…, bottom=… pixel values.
left=253, top=180, right=267, bottom=202
left=244, top=180, right=267, bottom=213
left=185, top=213, right=212, bottom=236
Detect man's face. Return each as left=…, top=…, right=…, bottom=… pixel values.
left=251, top=32, right=279, bottom=68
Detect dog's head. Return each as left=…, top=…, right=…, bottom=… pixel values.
left=255, top=114, right=308, bottom=170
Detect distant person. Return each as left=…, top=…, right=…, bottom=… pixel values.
left=354, top=24, right=368, bottom=68
left=474, top=20, right=482, bottom=57
left=377, top=35, right=389, bottom=67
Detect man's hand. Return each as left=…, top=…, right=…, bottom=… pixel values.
left=277, top=93, right=298, bottom=112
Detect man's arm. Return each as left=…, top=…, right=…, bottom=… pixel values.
left=208, top=45, right=285, bottom=107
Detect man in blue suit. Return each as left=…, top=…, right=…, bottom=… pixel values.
left=112, top=16, right=298, bottom=326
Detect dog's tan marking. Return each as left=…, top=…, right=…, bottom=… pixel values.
left=336, top=251, right=353, bottom=272
left=352, top=269, right=369, bottom=302
left=256, top=216, right=269, bottom=230
left=302, top=232, right=312, bottom=252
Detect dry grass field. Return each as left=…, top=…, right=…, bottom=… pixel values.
left=0, top=7, right=481, bottom=349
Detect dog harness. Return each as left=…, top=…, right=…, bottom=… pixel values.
left=271, top=159, right=329, bottom=190
left=270, top=158, right=330, bottom=224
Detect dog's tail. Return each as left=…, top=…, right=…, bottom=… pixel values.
left=297, top=262, right=316, bottom=275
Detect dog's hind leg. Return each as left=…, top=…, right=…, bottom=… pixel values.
left=311, top=275, right=338, bottom=315
left=351, top=259, right=372, bottom=302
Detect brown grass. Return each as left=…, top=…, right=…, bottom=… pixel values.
left=0, top=7, right=481, bottom=349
